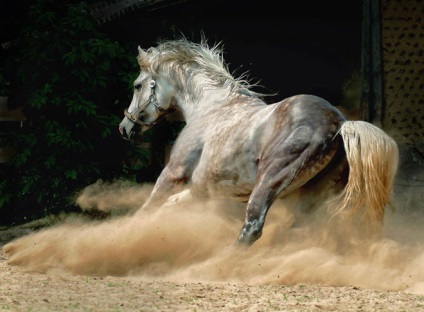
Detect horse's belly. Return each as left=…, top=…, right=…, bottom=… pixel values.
left=189, top=116, right=264, bottom=199
left=205, top=181, right=253, bottom=201
left=191, top=161, right=256, bottom=200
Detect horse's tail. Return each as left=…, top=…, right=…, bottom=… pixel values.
left=336, top=120, right=399, bottom=226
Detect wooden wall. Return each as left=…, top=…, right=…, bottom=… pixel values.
left=381, top=0, right=424, bottom=146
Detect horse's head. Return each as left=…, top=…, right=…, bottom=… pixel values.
left=119, top=47, right=177, bottom=141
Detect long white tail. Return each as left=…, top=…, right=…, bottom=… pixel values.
left=337, top=121, right=399, bottom=226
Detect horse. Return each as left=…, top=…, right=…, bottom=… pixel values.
left=118, top=38, right=399, bottom=246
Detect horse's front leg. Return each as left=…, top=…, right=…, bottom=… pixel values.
left=139, top=165, right=188, bottom=212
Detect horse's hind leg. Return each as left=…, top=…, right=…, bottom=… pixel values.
left=291, top=152, right=348, bottom=230
left=237, top=127, right=338, bottom=245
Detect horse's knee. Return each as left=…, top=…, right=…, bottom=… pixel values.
left=162, top=189, right=192, bottom=207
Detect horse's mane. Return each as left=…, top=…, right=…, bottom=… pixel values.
left=139, top=38, right=265, bottom=98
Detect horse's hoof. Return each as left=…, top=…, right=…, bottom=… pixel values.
left=236, top=233, right=257, bottom=247
left=232, top=240, right=251, bottom=251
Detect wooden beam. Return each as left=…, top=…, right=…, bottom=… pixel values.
left=360, top=0, right=383, bottom=126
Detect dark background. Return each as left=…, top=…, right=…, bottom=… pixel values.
left=0, top=0, right=363, bottom=223
left=107, top=0, right=362, bottom=104
left=0, top=0, right=362, bottom=105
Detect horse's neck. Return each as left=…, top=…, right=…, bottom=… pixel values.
left=176, top=86, right=234, bottom=124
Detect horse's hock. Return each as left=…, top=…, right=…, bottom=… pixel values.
left=380, top=0, right=424, bottom=211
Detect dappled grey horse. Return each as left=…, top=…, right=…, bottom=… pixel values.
left=119, top=39, right=399, bottom=246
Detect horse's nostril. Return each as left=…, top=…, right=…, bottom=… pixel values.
left=119, top=126, right=124, bottom=135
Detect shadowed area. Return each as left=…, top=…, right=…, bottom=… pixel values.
left=3, top=180, right=424, bottom=295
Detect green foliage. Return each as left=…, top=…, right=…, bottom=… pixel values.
left=0, top=0, right=147, bottom=224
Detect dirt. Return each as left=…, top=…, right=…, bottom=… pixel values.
left=1, top=181, right=424, bottom=311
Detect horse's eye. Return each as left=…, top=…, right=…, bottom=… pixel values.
left=134, top=83, right=142, bottom=91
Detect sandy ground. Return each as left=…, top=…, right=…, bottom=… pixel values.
left=1, top=181, right=424, bottom=311
left=1, top=252, right=424, bottom=312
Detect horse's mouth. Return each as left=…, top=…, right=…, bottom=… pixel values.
left=119, top=124, right=153, bottom=142
left=119, top=126, right=137, bottom=141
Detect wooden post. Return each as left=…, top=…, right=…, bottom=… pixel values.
left=360, top=0, right=383, bottom=126
left=361, top=0, right=370, bottom=122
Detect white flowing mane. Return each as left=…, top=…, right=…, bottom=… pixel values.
left=138, top=39, right=263, bottom=99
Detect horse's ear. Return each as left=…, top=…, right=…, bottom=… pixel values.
left=138, top=46, right=147, bottom=57
left=137, top=46, right=149, bottom=68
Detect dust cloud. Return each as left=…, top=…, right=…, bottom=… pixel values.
left=3, top=180, right=424, bottom=295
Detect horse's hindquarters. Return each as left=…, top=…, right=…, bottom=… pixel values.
left=292, top=140, right=349, bottom=215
